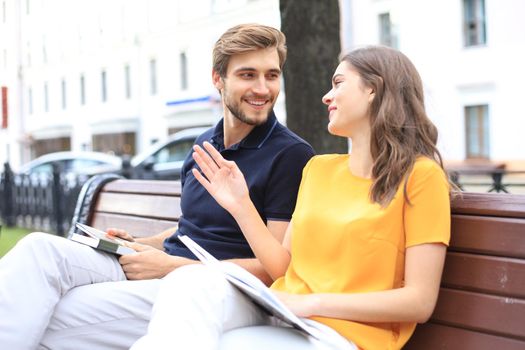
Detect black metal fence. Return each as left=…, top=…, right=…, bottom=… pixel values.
left=448, top=169, right=525, bottom=194
left=0, top=162, right=89, bottom=236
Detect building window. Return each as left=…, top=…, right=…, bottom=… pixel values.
left=150, top=58, right=157, bottom=95
left=32, top=137, right=71, bottom=157
left=26, top=0, right=29, bottom=15
left=465, top=104, right=489, bottom=159
left=80, top=74, right=85, bottom=105
left=463, top=0, right=486, bottom=46
left=378, top=12, right=397, bottom=48
left=42, top=37, right=47, bottom=64
left=44, top=82, right=49, bottom=112
left=28, top=87, right=33, bottom=114
left=180, top=52, right=188, bottom=90
left=61, top=79, right=66, bottom=109
left=101, top=69, right=107, bottom=102
left=124, top=64, right=131, bottom=99
left=2, top=1, right=6, bottom=24
left=92, top=132, right=136, bottom=156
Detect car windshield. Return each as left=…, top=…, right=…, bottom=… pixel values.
left=153, top=139, right=195, bottom=164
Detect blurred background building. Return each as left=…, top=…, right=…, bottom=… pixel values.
left=0, top=0, right=284, bottom=169
left=1, top=0, right=524, bottom=170
left=346, top=0, right=525, bottom=171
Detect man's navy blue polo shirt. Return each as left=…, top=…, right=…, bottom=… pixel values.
left=163, top=112, right=315, bottom=260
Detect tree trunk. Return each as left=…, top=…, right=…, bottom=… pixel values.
left=280, top=0, right=347, bottom=154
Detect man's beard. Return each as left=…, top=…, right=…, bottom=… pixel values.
left=225, top=102, right=264, bottom=126
left=225, top=100, right=273, bottom=126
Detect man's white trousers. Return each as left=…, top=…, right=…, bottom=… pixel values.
left=0, top=232, right=159, bottom=349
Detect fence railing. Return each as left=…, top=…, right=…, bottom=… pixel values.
left=0, top=162, right=89, bottom=236
left=447, top=168, right=525, bottom=194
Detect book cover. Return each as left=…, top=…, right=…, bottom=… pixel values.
left=71, top=223, right=135, bottom=256
left=178, top=234, right=324, bottom=340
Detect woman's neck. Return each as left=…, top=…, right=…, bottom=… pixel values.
left=348, top=133, right=373, bottom=179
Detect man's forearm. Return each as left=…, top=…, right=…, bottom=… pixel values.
left=133, top=227, right=275, bottom=285
left=135, top=227, right=177, bottom=250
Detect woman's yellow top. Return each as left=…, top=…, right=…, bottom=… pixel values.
left=271, top=154, right=451, bottom=350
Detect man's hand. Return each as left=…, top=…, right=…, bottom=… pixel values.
left=106, top=228, right=135, bottom=242
left=118, top=243, right=195, bottom=280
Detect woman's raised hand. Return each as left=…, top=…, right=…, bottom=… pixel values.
left=191, top=141, right=250, bottom=215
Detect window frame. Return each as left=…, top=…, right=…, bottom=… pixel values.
left=463, top=0, right=487, bottom=47
left=465, top=104, right=490, bottom=159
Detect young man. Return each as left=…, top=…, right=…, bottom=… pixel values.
left=0, top=24, right=314, bottom=349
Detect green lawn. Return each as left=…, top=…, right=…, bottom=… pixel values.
left=0, top=226, right=32, bottom=257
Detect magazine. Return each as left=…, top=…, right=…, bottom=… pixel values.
left=178, top=235, right=324, bottom=340
left=70, top=222, right=136, bottom=256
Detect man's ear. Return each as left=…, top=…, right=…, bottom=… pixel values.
left=212, top=70, right=223, bottom=90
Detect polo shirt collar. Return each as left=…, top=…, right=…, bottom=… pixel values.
left=211, top=111, right=278, bottom=151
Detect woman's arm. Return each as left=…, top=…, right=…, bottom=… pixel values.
left=227, top=220, right=291, bottom=285
left=191, top=142, right=291, bottom=279
left=276, top=242, right=446, bottom=323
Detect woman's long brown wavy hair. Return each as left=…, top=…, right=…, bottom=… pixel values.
left=342, top=46, right=449, bottom=206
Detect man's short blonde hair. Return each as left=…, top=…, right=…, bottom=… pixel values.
left=213, top=23, right=287, bottom=77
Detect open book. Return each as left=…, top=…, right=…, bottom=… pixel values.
left=70, top=223, right=136, bottom=256
left=178, top=235, right=324, bottom=340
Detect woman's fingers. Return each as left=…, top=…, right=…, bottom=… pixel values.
left=193, top=144, right=219, bottom=171
left=202, top=141, right=240, bottom=173
left=191, top=168, right=213, bottom=193
left=192, top=151, right=216, bottom=182
left=192, top=142, right=241, bottom=186
left=202, top=142, right=235, bottom=170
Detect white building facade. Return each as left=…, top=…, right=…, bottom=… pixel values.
left=0, top=0, right=284, bottom=168
left=347, top=0, right=525, bottom=168
left=1, top=0, right=524, bottom=169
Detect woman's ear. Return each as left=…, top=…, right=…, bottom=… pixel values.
left=368, top=89, right=376, bottom=103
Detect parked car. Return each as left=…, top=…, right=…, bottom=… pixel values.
left=18, top=151, right=122, bottom=176
left=129, top=127, right=209, bottom=180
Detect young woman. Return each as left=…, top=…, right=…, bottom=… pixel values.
left=131, top=46, right=452, bottom=350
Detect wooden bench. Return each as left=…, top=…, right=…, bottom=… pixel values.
left=71, top=176, right=525, bottom=349
left=405, top=192, right=525, bottom=349
left=69, top=175, right=183, bottom=239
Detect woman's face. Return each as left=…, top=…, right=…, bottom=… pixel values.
left=322, top=61, right=374, bottom=138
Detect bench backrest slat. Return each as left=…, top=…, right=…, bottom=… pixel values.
left=94, top=192, right=182, bottom=220
left=102, top=179, right=182, bottom=195
left=89, top=179, right=182, bottom=237
left=451, top=215, right=525, bottom=258
left=432, top=288, right=525, bottom=338
left=442, top=252, right=525, bottom=298
left=91, top=213, right=178, bottom=238
left=451, top=192, right=525, bottom=218
left=407, top=323, right=525, bottom=350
